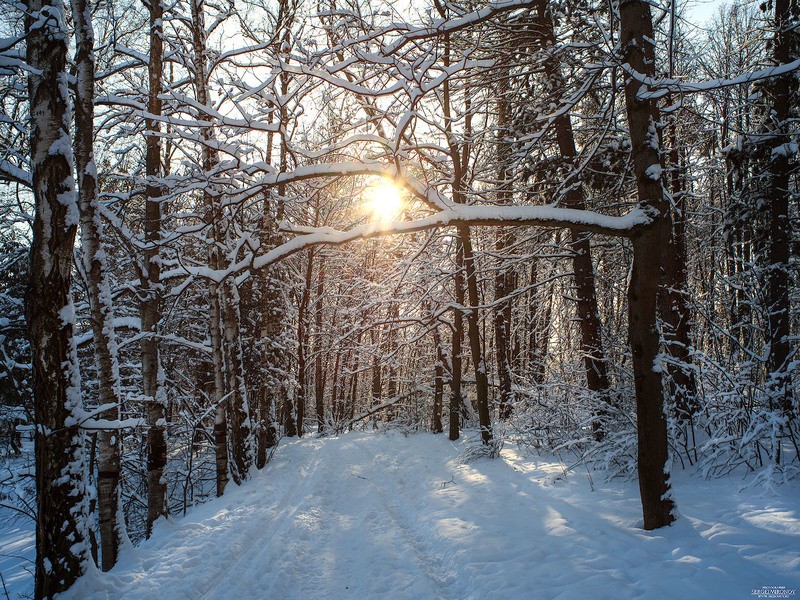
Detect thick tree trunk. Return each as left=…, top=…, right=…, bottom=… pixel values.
left=296, top=249, right=316, bottom=437
left=188, top=0, right=229, bottom=493
left=432, top=323, right=445, bottom=434
left=71, top=0, right=123, bottom=571
left=221, top=283, right=254, bottom=483
left=207, top=245, right=231, bottom=495
left=211, top=290, right=229, bottom=497
left=26, top=1, right=89, bottom=594
left=494, top=67, right=515, bottom=422
left=449, top=240, right=465, bottom=441
left=765, top=0, right=795, bottom=427
left=660, top=138, right=698, bottom=421
left=276, top=16, right=296, bottom=439
left=620, top=0, right=676, bottom=530
left=459, top=226, right=493, bottom=444
left=142, top=0, right=168, bottom=537
left=208, top=257, right=228, bottom=494
left=660, top=0, right=698, bottom=422
left=314, top=259, right=326, bottom=434
left=527, top=253, right=553, bottom=385
left=190, top=0, right=254, bottom=480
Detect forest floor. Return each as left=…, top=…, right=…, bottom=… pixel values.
left=5, top=430, right=800, bottom=599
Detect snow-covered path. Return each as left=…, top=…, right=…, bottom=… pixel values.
left=65, top=432, right=800, bottom=600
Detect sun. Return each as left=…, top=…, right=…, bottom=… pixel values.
left=367, top=182, right=404, bottom=222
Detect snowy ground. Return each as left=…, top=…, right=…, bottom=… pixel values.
left=49, top=431, right=799, bottom=600
left=0, top=448, right=35, bottom=599
left=0, top=431, right=795, bottom=599
left=0, top=515, right=33, bottom=598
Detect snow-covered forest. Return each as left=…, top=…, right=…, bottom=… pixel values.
left=0, top=0, right=798, bottom=597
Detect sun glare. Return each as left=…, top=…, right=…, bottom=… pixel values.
left=367, top=182, right=404, bottom=222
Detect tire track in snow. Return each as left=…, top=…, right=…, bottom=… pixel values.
left=199, top=436, right=372, bottom=599
left=196, top=440, right=327, bottom=600
left=357, top=445, right=462, bottom=600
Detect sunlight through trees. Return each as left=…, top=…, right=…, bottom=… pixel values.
left=0, top=0, right=797, bottom=596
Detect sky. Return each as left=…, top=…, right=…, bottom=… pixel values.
left=684, top=0, right=730, bottom=26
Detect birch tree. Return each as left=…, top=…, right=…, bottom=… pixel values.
left=25, top=0, right=89, bottom=593
left=71, top=0, right=125, bottom=569
left=142, top=0, right=168, bottom=535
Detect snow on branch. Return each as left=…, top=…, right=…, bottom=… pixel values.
left=382, top=0, right=539, bottom=55
left=167, top=203, right=651, bottom=285
left=0, top=159, right=31, bottom=187
left=347, top=387, right=428, bottom=425
left=70, top=403, right=145, bottom=431
left=629, top=58, right=800, bottom=100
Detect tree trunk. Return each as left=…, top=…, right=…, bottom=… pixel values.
left=724, top=147, right=752, bottom=356
left=26, top=1, right=90, bottom=594
left=348, top=330, right=363, bottom=424
left=71, top=0, right=124, bottom=571
left=449, top=240, right=465, bottom=441
left=494, top=64, right=515, bottom=421
left=385, top=302, right=398, bottom=421
left=257, top=251, right=284, bottom=462
left=255, top=0, right=296, bottom=451
left=209, top=276, right=228, bottom=494
left=660, top=1, right=698, bottom=422
left=188, top=0, right=230, bottom=493
left=765, top=0, right=795, bottom=428
left=221, top=283, right=254, bottom=483
left=276, top=10, right=296, bottom=438
left=196, top=0, right=253, bottom=483
left=436, top=19, right=489, bottom=443
left=314, top=258, right=326, bottom=434
left=432, top=322, right=445, bottom=434
left=371, top=329, right=383, bottom=420
left=459, top=226, right=493, bottom=444
left=331, top=349, right=344, bottom=428
left=527, top=252, right=553, bottom=385
left=296, top=249, right=315, bottom=437
left=213, top=409, right=228, bottom=498
left=660, top=139, right=698, bottom=421
left=619, top=0, right=676, bottom=530
left=142, top=0, right=168, bottom=537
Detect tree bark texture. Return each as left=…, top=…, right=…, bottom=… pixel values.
left=297, top=249, right=316, bottom=437
left=26, top=0, right=89, bottom=594
left=314, top=258, right=326, bottom=434
left=71, top=0, right=124, bottom=570
left=432, top=322, right=446, bottom=434
left=619, top=0, right=677, bottom=530
left=765, top=0, right=796, bottom=423
left=142, top=0, right=168, bottom=537
left=459, top=226, right=494, bottom=445
left=449, top=239, right=465, bottom=441
left=494, top=64, right=515, bottom=422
